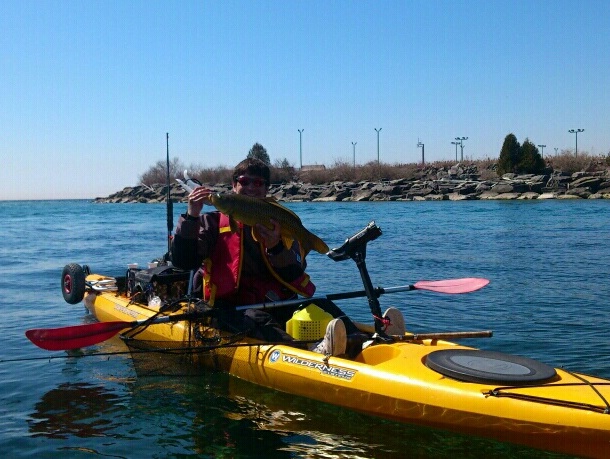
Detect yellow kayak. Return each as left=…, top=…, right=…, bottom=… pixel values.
left=69, top=268, right=610, bottom=459
left=26, top=219, right=607, bottom=458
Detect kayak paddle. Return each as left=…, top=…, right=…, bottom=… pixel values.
left=25, top=313, right=195, bottom=351
left=237, top=277, right=490, bottom=311
left=26, top=277, right=489, bottom=351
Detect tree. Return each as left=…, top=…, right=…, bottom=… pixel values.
left=516, top=139, right=545, bottom=174
left=272, top=157, right=296, bottom=183
left=139, top=157, right=184, bottom=186
left=248, top=143, right=270, bottom=165
left=497, top=133, right=521, bottom=176
left=497, top=134, right=547, bottom=176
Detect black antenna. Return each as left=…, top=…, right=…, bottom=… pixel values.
left=166, top=132, right=173, bottom=256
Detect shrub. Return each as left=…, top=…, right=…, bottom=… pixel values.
left=547, top=151, right=608, bottom=175
left=271, top=158, right=296, bottom=183
left=139, top=157, right=185, bottom=186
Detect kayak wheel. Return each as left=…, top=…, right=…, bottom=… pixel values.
left=425, top=349, right=557, bottom=385
left=61, top=263, right=86, bottom=304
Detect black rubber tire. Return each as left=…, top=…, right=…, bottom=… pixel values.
left=61, top=263, right=86, bottom=304
left=425, top=349, right=557, bottom=385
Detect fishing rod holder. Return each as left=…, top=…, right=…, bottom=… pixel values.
left=327, top=221, right=389, bottom=339
left=327, top=221, right=381, bottom=262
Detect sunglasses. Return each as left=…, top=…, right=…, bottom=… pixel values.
left=235, top=176, right=267, bottom=187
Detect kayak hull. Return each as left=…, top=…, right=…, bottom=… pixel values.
left=83, top=275, right=610, bottom=458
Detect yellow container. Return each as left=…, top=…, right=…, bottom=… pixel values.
left=286, top=304, right=333, bottom=341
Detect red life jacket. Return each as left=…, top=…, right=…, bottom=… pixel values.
left=202, top=213, right=315, bottom=306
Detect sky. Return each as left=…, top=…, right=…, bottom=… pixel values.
left=2, top=0, right=609, bottom=200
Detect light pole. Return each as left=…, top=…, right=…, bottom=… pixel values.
left=568, top=129, right=584, bottom=157
left=451, top=141, right=460, bottom=162
left=537, top=144, right=546, bottom=157
left=455, top=136, right=468, bottom=161
left=554, top=147, right=559, bottom=156
left=417, top=140, right=424, bottom=165
left=352, top=142, right=357, bottom=168
left=298, top=129, right=304, bottom=169
left=374, top=128, right=382, bottom=165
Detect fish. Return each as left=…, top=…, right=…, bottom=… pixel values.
left=208, top=193, right=329, bottom=255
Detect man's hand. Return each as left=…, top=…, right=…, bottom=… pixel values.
left=256, top=219, right=282, bottom=249
left=187, top=186, right=213, bottom=217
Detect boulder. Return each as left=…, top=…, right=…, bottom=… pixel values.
left=570, top=176, right=603, bottom=192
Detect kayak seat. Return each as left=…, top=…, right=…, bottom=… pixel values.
left=425, top=349, right=558, bottom=385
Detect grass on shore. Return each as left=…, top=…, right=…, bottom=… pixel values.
left=141, top=151, right=610, bottom=187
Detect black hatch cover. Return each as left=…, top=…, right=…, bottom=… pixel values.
left=426, top=349, right=557, bottom=385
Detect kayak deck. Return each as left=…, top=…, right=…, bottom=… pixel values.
left=82, top=274, right=610, bottom=458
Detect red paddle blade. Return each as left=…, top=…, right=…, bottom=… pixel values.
left=413, top=278, right=489, bottom=294
left=25, top=321, right=133, bottom=351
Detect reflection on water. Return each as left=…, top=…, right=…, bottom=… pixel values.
left=28, top=382, right=124, bottom=439
left=26, top=353, right=574, bottom=459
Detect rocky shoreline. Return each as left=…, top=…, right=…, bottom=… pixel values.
left=94, top=164, right=610, bottom=204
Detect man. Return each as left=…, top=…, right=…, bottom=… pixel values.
left=171, top=157, right=353, bottom=356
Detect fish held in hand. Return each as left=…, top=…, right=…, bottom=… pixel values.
left=209, top=193, right=329, bottom=255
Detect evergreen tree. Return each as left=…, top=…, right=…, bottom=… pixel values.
left=497, top=134, right=521, bottom=176
left=517, top=139, right=545, bottom=174
left=248, top=143, right=271, bottom=165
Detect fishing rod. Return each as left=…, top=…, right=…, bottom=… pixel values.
left=165, top=132, right=173, bottom=256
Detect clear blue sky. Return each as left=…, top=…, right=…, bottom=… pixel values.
left=2, top=0, right=609, bottom=200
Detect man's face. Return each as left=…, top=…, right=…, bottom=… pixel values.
left=233, top=174, right=268, bottom=198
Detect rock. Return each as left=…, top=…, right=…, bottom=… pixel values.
left=349, top=189, right=375, bottom=201
left=570, top=176, right=603, bottom=192
left=495, top=192, right=521, bottom=200
left=94, top=165, right=610, bottom=203
left=518, top=192, right=539, bottom=200
left=448, top=193, right=471, bottom=201
left=479, top=191, right=500, bottom=200
left=566, top=187, right=591, bottom=199
left=538, top=192, right=558, bottom=200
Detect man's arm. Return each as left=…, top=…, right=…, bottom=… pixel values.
left=171, top=212, right=218, bottom=270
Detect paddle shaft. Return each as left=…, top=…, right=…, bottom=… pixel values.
left=354, top=321, right=492, bottom=340
left=235, top=279, right=482, bottom=312
left=235, top=286, right=412, bottom=312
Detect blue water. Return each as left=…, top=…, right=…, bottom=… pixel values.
left=1, top=199, right=609, bottom=458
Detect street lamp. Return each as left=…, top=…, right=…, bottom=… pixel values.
left=417, top=140, right=424, bottom=165
left=554, top=147, right=559, bottom=156
left=298, top=129, right=304, bottom=169
left=451, top=141, right=460, bottom=162
left=455, top=136, right=468, bottom=161
left=352, top=142, right=357, bottom=168
left=568, top=129, right=584, bottom=157
left=537, top=144, right=546, bottom=157
left=374, top=128, right=382, bottom=165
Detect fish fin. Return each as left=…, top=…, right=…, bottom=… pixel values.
left=251, top=226, right=262, bottom=242
left=265, top=198, right=302, bottom=223
left=228, top=217, right=239, bottom=233
left=313, top=237, right=330, bottom=254
left=303, top=231, right=329, bottom=255
left=281, top=236, right=295, bottom=252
